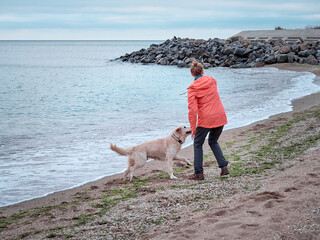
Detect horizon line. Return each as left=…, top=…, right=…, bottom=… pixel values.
left=0, top=39, right=166, bottom=41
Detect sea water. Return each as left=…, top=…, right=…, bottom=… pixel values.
left=0, top=40, right=319, bottom=207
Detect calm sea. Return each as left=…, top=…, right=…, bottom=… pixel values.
left=0, top=40, right=319, bottom=207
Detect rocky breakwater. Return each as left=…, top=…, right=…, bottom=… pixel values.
left=116, top=36, right=320, bottom=68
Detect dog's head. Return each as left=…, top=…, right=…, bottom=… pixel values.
left=174, top=126, right=192, bottom=140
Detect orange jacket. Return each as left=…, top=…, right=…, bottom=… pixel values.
left=188, top=75, right=227, bottom=132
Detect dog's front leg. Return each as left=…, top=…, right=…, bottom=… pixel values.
left=166, top=156, right=177, bottom=179
left=174, top=154, right=192, bottom=166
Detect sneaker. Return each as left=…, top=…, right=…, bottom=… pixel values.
left=188, top=173, right=204, bottom=180
left=220, top=168, right=229, bottom=177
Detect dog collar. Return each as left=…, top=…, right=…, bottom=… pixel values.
left=171, top=133, right=183, bottom=144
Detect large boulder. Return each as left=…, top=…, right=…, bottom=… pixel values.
left=280, top=45, right=291, bottom=54
left=287, top=52, right=297, bottom=63
left=299, top=44, right=308, bottom=51
left=234, top=47, right=246, bottom=57
left=264, top=55, right=277, bottom=64
left=157, top=58, right=168, bottom=65
left=298, top=50, right=310, bottom=57
left=305, top=55, right=318, bottom=65
left=223, top=47, right=233, bottom=55
left=177, top=60, right=186, bottom=68
left=141, top=57, right=152, bottom=64
left=276, top=54, right=288, bottom=63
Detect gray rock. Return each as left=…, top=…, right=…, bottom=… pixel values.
left=141, top=57, right=151, bottom=64
left=277, top=54, right=288, bottom=63
left=185, top=49, right=193, bottom=57
left=264, top=55, right=277, bottom=64
left=298, top=50, right=310, bottom=57
left=305, top=55, right=318, bottom=65
left=156, top=54, right=163, bottom=59
left=287, top=52, right=296, bottom=63
left=234, top=47, right=246, bottom=57
left=157, top=58, right=168, bottom=65
left=310, top=49, right=317, bottom=56
left=177, top=60, right=186, bottom=68
left=291, top=44, right=299, bottom=53
left=170, top=59, right=179, bottom=65
left=223, top=47, right=233, bottom=55
left=203, top=63, right=212, bottom=69
left=184, top=58, right=193, bottom=65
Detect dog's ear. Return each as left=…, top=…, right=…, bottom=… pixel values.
left=174, top=127, right=182, bottom=134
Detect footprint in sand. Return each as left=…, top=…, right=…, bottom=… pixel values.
left=205, top=218, right=219, bottom=224
left=284, top=186, right=298, bottom=192
left=172, top=230, right=193, bottom=239
left=215, top=221, right=242, bottom=229
left=184, top=229, right=195, bottom=235
left=213, top=209, right=228, bottom=216
left=264, top=200, right=275, bottom=209
left=253, top=191, right=285, bottom=202
left=240, top=223, right=260, bottom=229
left=306, top=172, right=318, bottom=178
left=298, top=180, right=320, bottom=188
left=246, top=210, right=262, bottom=217
left=264, top=199, right=285, bottom=209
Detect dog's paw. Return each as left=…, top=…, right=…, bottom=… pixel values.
left=186, top=160, right=192, bottom=166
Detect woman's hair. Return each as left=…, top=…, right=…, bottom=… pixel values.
left=190, top=60, right=203, bottom=76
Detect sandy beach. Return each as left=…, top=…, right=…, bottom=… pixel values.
left=1, top=63, right=320, bottom=240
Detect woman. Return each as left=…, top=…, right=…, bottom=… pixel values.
left=187, top=60, right=229, bottom=180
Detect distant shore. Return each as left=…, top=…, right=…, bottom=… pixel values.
left=1, top=63, right=320, bottom=240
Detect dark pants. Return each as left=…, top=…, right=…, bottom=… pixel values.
left=193, top=126, right=228, bottom=174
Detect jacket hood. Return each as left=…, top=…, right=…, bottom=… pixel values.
left=188, top=75, right=215, bottom=97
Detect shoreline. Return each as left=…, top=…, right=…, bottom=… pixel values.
left=1, top=63, right=320, bottom=239
left=1, top=65, right=317, bottom=210
left=1, top=64, right=319, bottom=211
left=1, top=64, right=317, bottom=210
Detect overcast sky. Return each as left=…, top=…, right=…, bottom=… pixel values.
left=0, top=0, right=319, bottom=40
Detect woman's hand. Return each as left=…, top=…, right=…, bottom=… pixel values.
left=191, top=131, right=196, bottom=140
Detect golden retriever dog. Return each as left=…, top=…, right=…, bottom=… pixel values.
left=110, top=126, right=192, bottom=181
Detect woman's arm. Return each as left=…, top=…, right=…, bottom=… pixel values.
left=188, top=91, right=198, bottom=134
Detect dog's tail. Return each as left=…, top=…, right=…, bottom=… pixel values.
left=110, top=143, right=128, bottom=156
